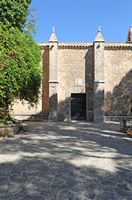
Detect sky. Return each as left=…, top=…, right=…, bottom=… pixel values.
left=29, top=0, right=132, bottom=43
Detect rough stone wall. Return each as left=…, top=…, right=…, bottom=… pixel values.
left=57, top=45, right=94, bottom=120
left=42, top=46, right=49, bottom=114
left=12, top=41, right=132, bottom=120
left=104, top=47, right=132, bottom=116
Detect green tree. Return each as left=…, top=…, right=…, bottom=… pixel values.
left=0, top=0, right=31, bottom=30
left=0, top=1, right=42, bottom=124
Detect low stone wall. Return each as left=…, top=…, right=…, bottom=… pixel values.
left=0, top=124, right=20, bottom=137
left=105, top=115, right=132, bottom=122
left=13, top=114, right=48, bottom=121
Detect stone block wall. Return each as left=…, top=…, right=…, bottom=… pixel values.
left=85, top=46, right=94, bottom=121
left=93, top=42, right=105, bottom=121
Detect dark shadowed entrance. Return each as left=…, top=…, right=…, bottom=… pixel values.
left=71, top=93, right=86, bottom=120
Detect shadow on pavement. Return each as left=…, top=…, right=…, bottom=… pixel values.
left=0, top=121, right=132, bottom=199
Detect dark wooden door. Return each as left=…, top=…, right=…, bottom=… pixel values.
left=71, top=93, right=86, bottom=120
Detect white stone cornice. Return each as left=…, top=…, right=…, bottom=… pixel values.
left=105, top=42, right=132, bottom=50
left=37, top=42, right=132, bottom=50
left=58, top=42, right=93, bottom=49
left=38, top=42, right=49, bottom=47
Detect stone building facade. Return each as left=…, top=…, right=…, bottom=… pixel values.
left=12, top=27, right=132, bottom=121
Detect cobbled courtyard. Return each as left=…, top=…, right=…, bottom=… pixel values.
left=0, top=121, right=132, bottom=200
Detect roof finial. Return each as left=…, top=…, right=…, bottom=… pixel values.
left=94, top=26, right=105, bottom=42
left=52, top=27, right=55, bottom=33
left=98, top=26, right=101, bottom=32
left=49, top=27, right=58, bottom=42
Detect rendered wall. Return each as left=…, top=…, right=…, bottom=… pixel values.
left=11, top=48, right=46, bottom=119
left=11, top=94, right=42, bottom=120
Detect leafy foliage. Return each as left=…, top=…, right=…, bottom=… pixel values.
left=0, top=0, right=31, bottom=30
left=0, top=0, right=42, bottom=124
left=0, top=24, right=41, bottom=123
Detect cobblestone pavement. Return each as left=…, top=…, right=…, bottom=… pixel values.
left=0, top=121, right=132, bottom=200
